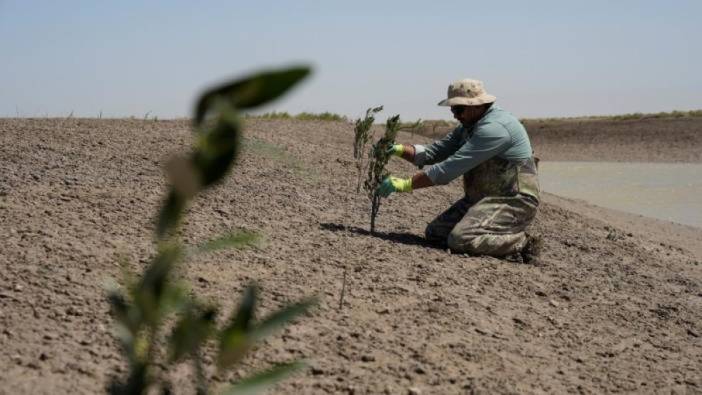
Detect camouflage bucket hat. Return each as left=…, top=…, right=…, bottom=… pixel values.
left=438, top=79, right=497, bottom=106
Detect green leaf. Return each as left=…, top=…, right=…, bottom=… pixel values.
left=139, top=245, right=181, bottom=297
left=217, top=330, right=251, bottom=371
left=217, top=285, right=258, bottom=369
left=366, top=105, right=383, bottom=117
left=228, top=285, right=257, bottom=332
left=252, top=298, right=316, bottom=342
left=134, top=244, right=183, bottom=326
left=112, top=322, right=136, bottom=363
left=165, top=156, right=202, bottom=199
left=219, top=362, right=305, bottom=395
left=159, top=280, right=190, bottom=315
left=156, top=189, right=187, bottom=240
left=191, top=106, right=242, bottom=189
left=196, top=230, right=261, bottom=254
left=169, top=305, right=218, bottom=362
left=194, top=66, right=311, bottom=126
left=107, top=289, right=130, bottom=326
left=198, top=103, right=241, bottom=155
left=192, top=149, right=237, bottom=188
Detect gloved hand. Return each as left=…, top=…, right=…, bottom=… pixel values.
left=377, top=176, right=412, bottom=197
left=386, top=144, right=405, bottom=157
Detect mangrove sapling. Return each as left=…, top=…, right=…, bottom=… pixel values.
left=362, top=116, right=422, bottom=234
left=353, top=106, right=383, bottom=192
left=363, top=115, right=400, bottom=234
left=364, top=115, right=400, bottom=234
left=107, top=66, right=316, bottom=395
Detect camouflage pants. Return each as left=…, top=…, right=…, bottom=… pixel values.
left=425, top=194, right=538, bottom=256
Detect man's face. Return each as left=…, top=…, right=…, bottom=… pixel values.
left=451, top=104, right=486, bottom=126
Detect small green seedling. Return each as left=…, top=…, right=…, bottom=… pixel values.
left=361, top=115, right=421, bottom=234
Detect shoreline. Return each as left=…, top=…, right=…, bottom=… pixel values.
left=541, top=192, right=702, bottom=260
left=538, top=160, right=702, bottom=230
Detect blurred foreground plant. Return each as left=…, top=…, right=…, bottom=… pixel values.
left=107, top=66, right=316, bottom=395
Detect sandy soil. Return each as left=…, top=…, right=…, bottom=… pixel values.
left=1, top=118, right=701, bottom=394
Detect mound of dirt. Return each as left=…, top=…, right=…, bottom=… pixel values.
left=526, top=117, right=702, bottom=163
left=1, top=118, right=700, bottom=393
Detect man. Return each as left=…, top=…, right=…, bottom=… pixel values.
left=378, top=78, right=541, bottom=262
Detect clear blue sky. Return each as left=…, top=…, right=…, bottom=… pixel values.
left=2, top=0, right=700, bottom=120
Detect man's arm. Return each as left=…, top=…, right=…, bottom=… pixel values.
left=390, top=126, right=463, bottom=166
left=411, top=171, right=433, bottom=190
left=424, top=123, right=511, bottom=185
left=415, top=125, right=463, bottom=166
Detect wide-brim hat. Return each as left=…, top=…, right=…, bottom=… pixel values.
left=438, top=78, right=496, bottom=106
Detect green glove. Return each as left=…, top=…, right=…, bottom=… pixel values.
left=386, top=144, right=405, bottom=157
left=378, top=176, right=412, bottom=197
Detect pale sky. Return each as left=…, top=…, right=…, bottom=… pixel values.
left=2, top=0, right=700, bottom=121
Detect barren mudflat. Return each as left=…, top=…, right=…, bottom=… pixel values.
left=526, top=117, right=702, bottom=163
left=1, top=118, right=701, bottom=394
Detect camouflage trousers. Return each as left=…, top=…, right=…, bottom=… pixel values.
left=425, top=194, right=538, bottom=256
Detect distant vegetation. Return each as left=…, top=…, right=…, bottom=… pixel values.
left=248, top=108, right=702, bottom=125
left=247, top=111, right=348, bottom=122
left=522, top=109, right=702, bottom=122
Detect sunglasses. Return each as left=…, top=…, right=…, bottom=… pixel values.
left=450, top=105, right=468, bottom=115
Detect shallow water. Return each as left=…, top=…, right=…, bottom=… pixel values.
left=539, top=162, right=702, bottom=228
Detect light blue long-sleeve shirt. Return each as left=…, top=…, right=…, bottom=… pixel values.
left=414, top=105, right=533, bottom=185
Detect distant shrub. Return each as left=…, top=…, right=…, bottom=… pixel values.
left=410, top=119, right=457, bottom=139
left=254, top=111, right=293, bottom=119
left=296, top=111, right=347, bottom=121
left=248, top=111, right=347, bottom=122
left=610, top=112, right=644, bottom=121
left=602, top=110, right=702, bottom=121
left=522, top=109, right=702, bottom=122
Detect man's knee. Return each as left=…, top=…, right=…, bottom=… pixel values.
left=448, top=229, right=526, bottom=257
left=446, top=228, right=475, bottom=253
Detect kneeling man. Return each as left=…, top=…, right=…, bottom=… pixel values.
left=379, top=79, right=541, bottom=261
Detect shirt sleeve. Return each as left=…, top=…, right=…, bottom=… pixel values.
left=424, top=122, right=511, bottom=185
left=412, top=125, right=463, bottom=167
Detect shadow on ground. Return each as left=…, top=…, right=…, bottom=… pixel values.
left=320, top=222, right=440, bottom=249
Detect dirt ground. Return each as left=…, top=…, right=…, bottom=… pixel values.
left=1, top=117, right=701, bottom=394
left=525, top=117, right=702, bottom=163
